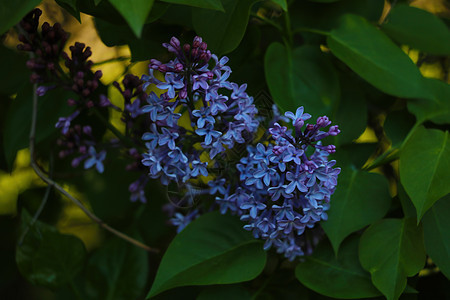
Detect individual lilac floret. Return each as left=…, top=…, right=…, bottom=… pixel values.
left=216, top=107, right=341, bottom=261
left=140, top=36, right=259, bottom=188
left=84, top=146, right=106, bottom=173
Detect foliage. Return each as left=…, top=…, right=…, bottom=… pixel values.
left=1, top=0, right=450, bottom=299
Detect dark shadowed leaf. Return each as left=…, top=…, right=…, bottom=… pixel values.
left=0, top=45, right=29, bottom=95
left=108, top=0, right=155, bottom=37
left=16, top=210, right=86, bottom=288
left=359, top=218, right=426, bottom=300
left=332, top=74, right=367, bottom=145
left=290, top=0, right=384, bottom=31
left=322, top=166, right=391, bottom=254
left=271, top=0, right=287, bottom=11
left=265, top=43, right=339, bottom=117
left=407, top=78, right=450, bottom=125
left=147, top=211, right=267, bottom=298
left=382, top=4, right=450, bottom=55
left=327, top=14, right=431, bottom=99
left=55, top=0, right=81, bottom=22
left=85, top=236, right=148, bottom=300
left=197, top=284, right=251, bottom=300
left=383, top=109, right=416, bottom=148
left=422, top=195, right=450, bottom=280
left=192, top=0, right=260, bottom=55
left=159, top=0, right=224, bottom=11
left=295, top=235, right=381, bottom=299
left=399, top=126, right=450, bottom=220
left=0, top=0, right=42, bottom=35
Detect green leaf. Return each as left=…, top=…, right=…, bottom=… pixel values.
left=16, top=210, right=86, bottom=288
left=399, top=126, right=450, bottom=220
left=197, top=284, right=251, bottom=300
left=264, top=43, right=339, bottom=117
left=94, top=17, right=180, bottom=62
left=407, top=78, right=450, bottom=125
left=3, top=85, right=75, bottom=170
left=290, top=0, right=385, bottom=32
left=327, top=14, right=431, bottom=99
left=147, top=211, right=267, bottom=298
left=382, top=4, right=450, bottom=55
left=108, top=0, right=155, bottom=37
left=159, top=0, right=224, bottom=11
left=56, top=0, right=81, bottom=22
left=296, top=235, right=381, bottom=299
left=85, top=237, right=148, bottom=300
left=383, top=110, right=416, bottom=148
left=0, top=0, right=42, bottom=35
left=332, top=74, right=367, bottom=145
left=423, top=195, right=450, bottom=280
left=359, top=218, right=426, bottom=300
left=322, top=166, right=391, bottom=254
left=270, top=0, right=287, bottom=11
left=0, top=46, right=29, bottom=95
left=192, top=0, right=260, bottom=55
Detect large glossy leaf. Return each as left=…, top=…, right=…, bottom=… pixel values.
left=147, top=211, right=267, bottom=298
left=322, top=166, right=391, bottom=254
left=192, top=0, right=260, bottom=55
left=422, top=195, right=450, bottom=280
left=85, top=237, right=148, bottom=300
left=108, top=0, right=154, bottom=37
left=159, top=0, right=224, bottom=11
left=16, top=210, right=86, bottom=288
left=327, top=14, right=431, bottom=100
left=0, top=0, right=42, bottom=35
left=264, top=43, right=339, bottom=117
left=382, top=4, right=450, bottom=55
left=295, top=235, right=381, bottom=299
left=399, top=126, right=450, bottom=220
left=359, top=218, right=426, bottom=300
left=2, top=85, right=75, bottom=170
left=407, top=78, right=450, bottom=125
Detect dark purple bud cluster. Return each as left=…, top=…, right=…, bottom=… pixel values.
left=62, top=42, right=103, bottom=108
left=17, top=8, right=68, bottom=85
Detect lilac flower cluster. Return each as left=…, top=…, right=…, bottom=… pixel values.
left=214, top=107, right=341, bottom=260
left=141, top=36, right=259, bottom=186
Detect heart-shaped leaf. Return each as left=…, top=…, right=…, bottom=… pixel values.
left=359, top=218, right=426, bottom=300
left=399, top=126, right=450, bottom=220
left=322, top=166, right=391, bottom=254
left=147, top=211, right=267, bottom=298
left=296, top=235, right=381, bottom=299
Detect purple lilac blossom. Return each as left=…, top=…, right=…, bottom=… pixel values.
left=141, top=36, right=259, bottom=187
left=214, top=107, right=341, bottom=261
